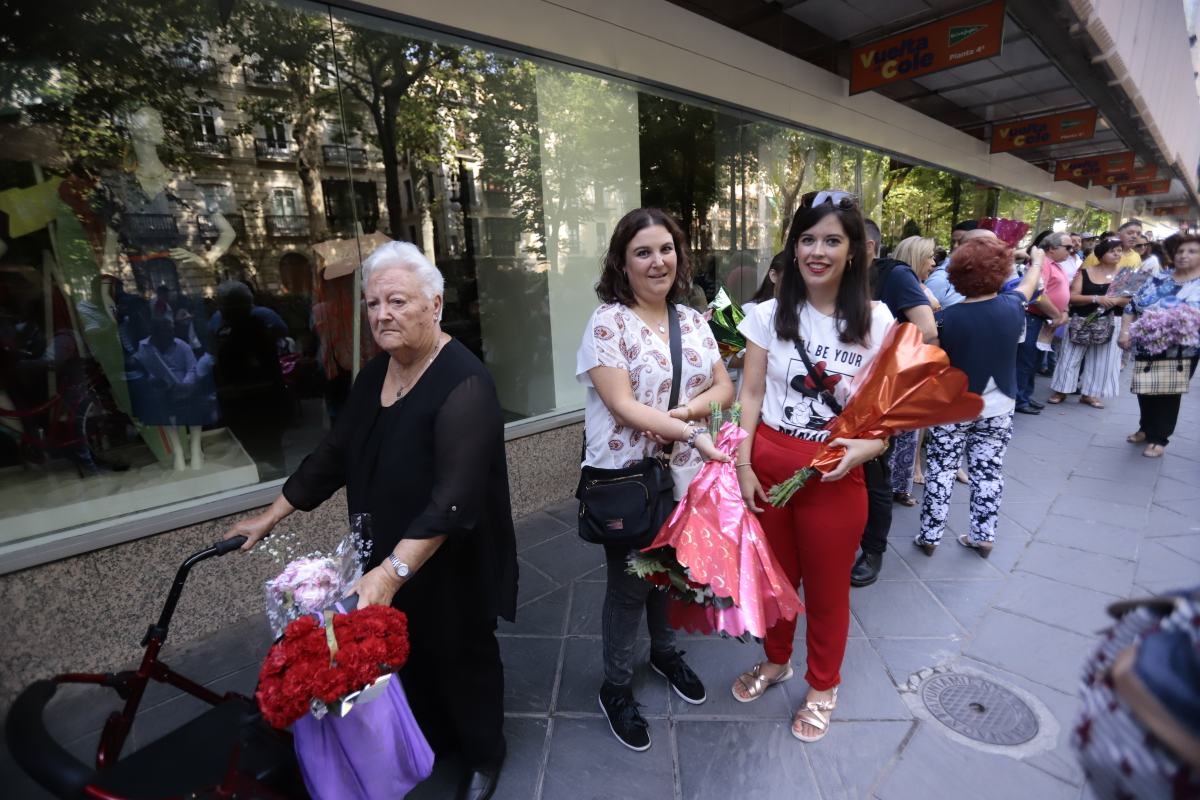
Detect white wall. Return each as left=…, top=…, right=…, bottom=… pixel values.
left=363, top=0, right=1116, bottom=210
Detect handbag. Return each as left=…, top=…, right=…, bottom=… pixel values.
left=576, top=305, right=682, bottom=548
left=1068, top=312, right=1115, bottom=346
left=1130, top=355, right=1196, bottom=396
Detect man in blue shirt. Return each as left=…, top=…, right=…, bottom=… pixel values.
left=851, top=220, right=937, bottom=588
left=926, top=220, right=977, bottom=308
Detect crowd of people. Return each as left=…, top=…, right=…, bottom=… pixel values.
left=222, top=197, right=1198, bottom=800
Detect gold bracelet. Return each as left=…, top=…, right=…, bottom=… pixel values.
left=735, top=462, right=753, bottom=468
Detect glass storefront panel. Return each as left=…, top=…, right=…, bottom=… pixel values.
left=0, top=0, right=1093, bottom=559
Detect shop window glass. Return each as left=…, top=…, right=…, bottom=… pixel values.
left=0, top=0, right=1081, bottom=563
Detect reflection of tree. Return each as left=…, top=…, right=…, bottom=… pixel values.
left=882, top=165, right=958, bottom=245
left=2, top=0, right=218, bottom=170
left=638, top=95, right=719, bottom=248
left=226, top=0, right=339, bottom=241
left=330, top=25, right=465, bottom=241
left=474, top=56, right=543, bottom=254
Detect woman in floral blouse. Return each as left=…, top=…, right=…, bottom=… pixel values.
left=576, top=208, right=733, bottom=751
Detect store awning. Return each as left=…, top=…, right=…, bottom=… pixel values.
left=670, top=0, right=1200, bottom=220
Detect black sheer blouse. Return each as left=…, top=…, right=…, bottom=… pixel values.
left=282, top=339, right=518, bottom=623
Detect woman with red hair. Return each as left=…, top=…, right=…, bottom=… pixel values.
left=915, top=234, right=1043, bottom=558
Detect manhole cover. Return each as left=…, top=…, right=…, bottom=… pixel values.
left=920, top=673, right=1039, bottom=745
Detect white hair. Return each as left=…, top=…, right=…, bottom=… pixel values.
left=360, top=240, right=444, bottom=302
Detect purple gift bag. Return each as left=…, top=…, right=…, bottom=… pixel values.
left=292, top=675, right=434, bottom=799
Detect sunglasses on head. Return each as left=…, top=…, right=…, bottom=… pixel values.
left=802, top=190, right=857, bottom=210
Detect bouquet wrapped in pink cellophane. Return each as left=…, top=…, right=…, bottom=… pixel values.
left=977, top=217, right=1030, bottom=248
left=627, top=405, right=803, bottom=640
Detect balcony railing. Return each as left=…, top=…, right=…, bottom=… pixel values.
left=188, top=135, right=231, bottom=157
left=126, top=214, right=179, bottom=244
left=197, top=213, right=246, bottom=242
left=243, top=65, right=288, bottom=89
left=322, top=144, right=367, bottom=168
left=254, top=138, right=297, bottom=160
left=265, top=214, right=309, bottom=238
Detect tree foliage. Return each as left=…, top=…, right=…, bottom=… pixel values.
left=1, top=0, right=220, bottom=172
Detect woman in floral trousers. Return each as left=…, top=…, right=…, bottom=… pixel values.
left=916, top=233, right=1042, bottom=558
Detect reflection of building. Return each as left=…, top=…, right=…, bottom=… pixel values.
left=174, top=54, right=391, bottom=291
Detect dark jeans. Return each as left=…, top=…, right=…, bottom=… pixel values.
left=859, top=440, right=895, bottom=557
left=1137, top=358, right=1199, bottom=445
left=1016, top=313, right=1044, bottom=408
left=602, top=543, right=675, bottom=687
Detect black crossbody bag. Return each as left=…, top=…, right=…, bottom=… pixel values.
left=576, top=306, right=681, bottom=548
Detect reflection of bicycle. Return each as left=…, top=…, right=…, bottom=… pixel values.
left=0, top=374, right=130, bottom=477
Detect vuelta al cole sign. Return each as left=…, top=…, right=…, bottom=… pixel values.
left=991, top=108, right=1098, bottom=153
left=1054, top=152, right=1134, bottom=182
left=1116, top=179, right=1171, bottom=197
left=849, top=0, right=1006, bottom=95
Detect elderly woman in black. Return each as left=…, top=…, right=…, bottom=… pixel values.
left=224, top=241, right=516, bottom=800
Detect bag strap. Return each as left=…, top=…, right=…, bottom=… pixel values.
left=664, top=303, right=682, bottom=455
left=794, top=335, right=844, bottom=416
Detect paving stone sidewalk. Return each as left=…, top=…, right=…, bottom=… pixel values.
left=4, top=383, right=1197, bottom=799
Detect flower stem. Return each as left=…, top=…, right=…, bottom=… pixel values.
left=767, top=467, right=816, bottom=507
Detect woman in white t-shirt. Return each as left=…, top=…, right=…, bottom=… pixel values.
left=576, top=208, right=734, bottom=752
left=729, top=191, right=894, bottom=744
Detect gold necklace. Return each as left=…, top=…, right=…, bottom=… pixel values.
left=393, top=338, right=443, bottom=399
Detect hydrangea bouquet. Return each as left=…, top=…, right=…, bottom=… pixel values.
left=1129, top=303, right=1200, bottom=355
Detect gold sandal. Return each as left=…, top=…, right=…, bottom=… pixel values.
left=731, top=662, right=793, bottom=703
left=791, top=687, right=837, bottom=742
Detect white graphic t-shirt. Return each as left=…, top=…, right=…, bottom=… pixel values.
left=576, top=303, right=721, bottom=498
left=738, top=299, right=894, bottom=442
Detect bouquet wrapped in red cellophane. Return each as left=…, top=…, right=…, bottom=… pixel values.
left=769, top=322, right=985, bottom=506
left=628, top=403, right=803, bottom=640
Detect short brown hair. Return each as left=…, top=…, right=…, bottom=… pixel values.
left=948, top=237, right=1013, bottom=297
left=596, top=208, right=692, bottom=306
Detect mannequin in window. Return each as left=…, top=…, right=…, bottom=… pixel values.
left=101, top=106, right=237, bottom=298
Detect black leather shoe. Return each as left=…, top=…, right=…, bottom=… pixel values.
left=1028, top=400, right=1045, bottom=410
left=850, top=551, right=883, bottom=587
left=458, top=739, right=506, bottom=800
left=1015, top=405, right=1041, bottom=415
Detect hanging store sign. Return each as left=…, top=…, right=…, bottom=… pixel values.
left=849, top=0, right=1006, bottom=95
left=991, top=108, right=1098, bottom=153
left=1095, top=164, right=1159, bottom=186
left=1116, top=179, right=1171, bottom=197
left=1151, top=205, right=1191, bottom=217
left=1054, top=151, right=1134, bottom=181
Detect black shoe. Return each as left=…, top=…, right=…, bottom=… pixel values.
left=457, top=739, right=506, bottom=800
left=599, top=682, right=651, bottom=750
left=850, top=551, right=883, bottom=587
left=1015, top=405, right=1041, bottom=415
left=1028, top=400, right=1045, bottom=410
left=650, top=650, right=706, bottom=704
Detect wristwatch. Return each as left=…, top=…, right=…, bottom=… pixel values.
left=387, top=554, right=411, bottom=580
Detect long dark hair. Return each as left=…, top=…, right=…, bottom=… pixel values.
left=749, top=251, right=787, bottom=304
left=596, top=208, right=692, bottom=306
left=774, top=198, right=871, bottom=345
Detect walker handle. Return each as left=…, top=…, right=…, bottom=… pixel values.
left=214, top=535, right=247, bottom=555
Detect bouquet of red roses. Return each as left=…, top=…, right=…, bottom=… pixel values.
left=256, top=604, right=411, bottom=729
left=769, top=323, right=984, bottom=506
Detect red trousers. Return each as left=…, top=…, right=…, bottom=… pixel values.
left=752, top=424, right=866, bottom=691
